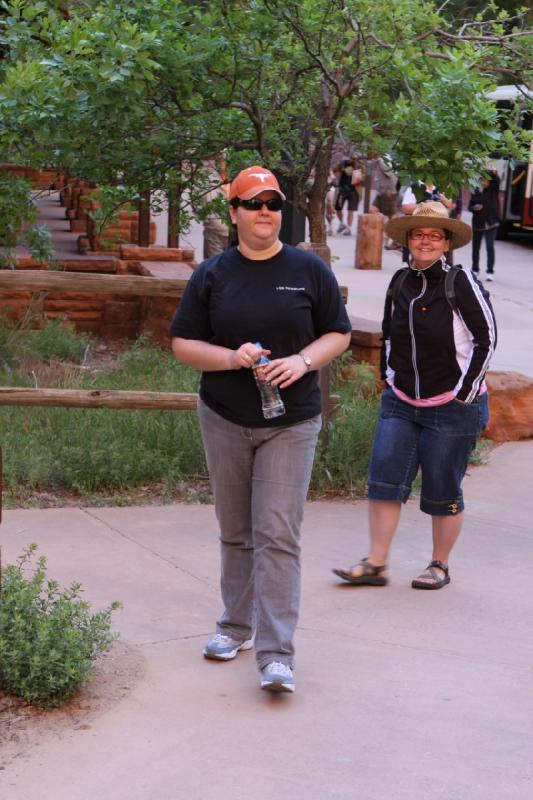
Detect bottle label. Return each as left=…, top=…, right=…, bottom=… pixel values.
left=254, top=366, right=268, bottom=384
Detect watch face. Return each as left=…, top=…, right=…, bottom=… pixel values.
left=301, top=353, right=311, bottom=367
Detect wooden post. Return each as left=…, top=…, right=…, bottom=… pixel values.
left=296, top=241, right=339, bottom=446
left=356, top=213, right=383, bottom=269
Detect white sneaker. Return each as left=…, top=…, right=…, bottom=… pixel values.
left=342, top=228, right=352, bottom=236
left=337, top=223, right=347, bottom=233
left=486, top=275, right=493, bottom=282
left=203, top=633, right=254, bottom=661
left=260, top=661, right=295, bottom=693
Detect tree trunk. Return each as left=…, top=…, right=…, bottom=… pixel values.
left=167, top=193, right=180, bottom=248
left=137, top=191, right=151, bottom=247
left=306, top=141, right=335, bottom=244
left=167, top=170, right=182, bottom=248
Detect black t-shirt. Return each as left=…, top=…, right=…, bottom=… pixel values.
left=170, top=244, right=351, bottom=427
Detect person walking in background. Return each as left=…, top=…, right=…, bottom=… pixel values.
left=171, top=166, right=351, bottom=694
left=370, top=156, right=400, bottom=249
left=335, top=157, right=362, bottom=236
left=325, top=166, right=338, bottom=235
left=333, top=201, right=496, bottom=591
left=468, top=169, right=501, bottom=282
left=201, top=160, right=230, bottom=259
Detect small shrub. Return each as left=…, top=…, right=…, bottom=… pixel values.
left=311, top=363, right=380, bottom=495
left=29, top=318, right=92, bottom=363
left=0, top=174, right=53, bottom=267
left=0, top=544, right=121, bottom=708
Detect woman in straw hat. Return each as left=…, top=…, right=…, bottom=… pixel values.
left=333, top=201, right=496, bottom=590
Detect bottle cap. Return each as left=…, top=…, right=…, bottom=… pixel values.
left=253, top=342, right=269, bottom=367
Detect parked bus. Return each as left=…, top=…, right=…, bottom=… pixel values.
left=486, top=85, right=532, bottom=238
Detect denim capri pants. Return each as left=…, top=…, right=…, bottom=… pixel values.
left=368, top=387, right=489, bottom=516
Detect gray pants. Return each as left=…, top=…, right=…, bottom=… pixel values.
left=198, top=398, right=321, bottom=670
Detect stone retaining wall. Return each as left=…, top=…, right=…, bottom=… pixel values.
left=0, top=246, right=196, bottom=340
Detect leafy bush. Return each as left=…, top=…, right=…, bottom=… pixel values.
left=0, top=544, right=121, bottom=708
left=0, top=311, right=91, bottom=375
left=0, top=174, right=53, bottom=267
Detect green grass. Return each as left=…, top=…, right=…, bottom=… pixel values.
left=0, top=319, right=491, bottom=506
left=1, top=326, right=207, bottom=502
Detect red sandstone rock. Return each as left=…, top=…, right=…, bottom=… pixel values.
left=103, top=300, right=141, bottom=324
left=15, top=257, right=47, bottom=269
left=71, top=321, right=101, bottom=335
left=44, top=299, right=105, bottom=312
left=45, top=310, right=102, bottom=322
left=120, top=245, right=183, bottom=261
left=100, top=322, right=139, bottom=339
left=484, top=371, right=533, bottom=442
left=0, top=300, right=41, bottom=320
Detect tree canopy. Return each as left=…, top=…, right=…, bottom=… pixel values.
left=0, top=0, right=531, bottom=242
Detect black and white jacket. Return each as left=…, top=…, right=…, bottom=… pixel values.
left=381, top=258, right=497, bottom=404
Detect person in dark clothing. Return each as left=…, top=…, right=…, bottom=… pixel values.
left=468, top=170, right=501, bottom=281
left=171, top=166, right=351, bottom=694
left=334, top=158, right=362, bottom=235
left=333, top=201, right=496, bottom=591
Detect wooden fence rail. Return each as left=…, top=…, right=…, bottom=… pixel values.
left=0, top=388, right=197, bottom=410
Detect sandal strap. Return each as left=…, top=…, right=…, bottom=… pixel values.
left=427, top=560, right=449, bottom=576
left=360, top=557, right=388, bottom=576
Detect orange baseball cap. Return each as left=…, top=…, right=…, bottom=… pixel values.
left=229, top=166, right=286, bottom=201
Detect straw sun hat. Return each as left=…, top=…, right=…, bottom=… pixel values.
left=385, top=201, right=472, bottom=249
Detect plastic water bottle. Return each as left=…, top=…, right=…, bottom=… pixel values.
left=252, top=341, right=286, bottom=419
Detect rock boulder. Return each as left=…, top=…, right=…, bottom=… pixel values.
left=484, top=371, right=533, bottom=442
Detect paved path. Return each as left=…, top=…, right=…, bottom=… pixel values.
left=1, top=441, right=532, bottom=800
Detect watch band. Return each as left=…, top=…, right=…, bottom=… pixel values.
left=298, top=352, right=312, bottom=370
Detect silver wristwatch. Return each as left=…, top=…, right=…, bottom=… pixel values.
left=298, top=352, right=312, bottom=370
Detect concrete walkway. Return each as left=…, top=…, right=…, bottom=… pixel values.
left=1, top=441, right=532, bottom=799
left=0, top=199, right=532, bottom=799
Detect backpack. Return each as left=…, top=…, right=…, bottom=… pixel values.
left=387, top=265, right=461, bottom=311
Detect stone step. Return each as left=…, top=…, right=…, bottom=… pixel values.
left=55, top=258, right=117, bottom=273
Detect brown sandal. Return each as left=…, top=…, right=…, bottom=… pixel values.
left=411, top=560, right=450, bottom=590
left=332, top=557, right=388, bottom=586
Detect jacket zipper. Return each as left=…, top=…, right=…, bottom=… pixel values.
left=409, top=272, right=427, bottom=399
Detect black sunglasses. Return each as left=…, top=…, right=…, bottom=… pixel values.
left=231, top=197, right=284, bottom=212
